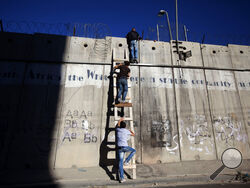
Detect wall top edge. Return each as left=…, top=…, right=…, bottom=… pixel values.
left=1, top=32, right=249, bottom=48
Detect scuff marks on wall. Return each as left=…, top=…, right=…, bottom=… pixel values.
left=150, top=120, right=179, bottom=155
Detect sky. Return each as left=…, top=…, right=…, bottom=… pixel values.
left=1, top=0, right=250, bottom=45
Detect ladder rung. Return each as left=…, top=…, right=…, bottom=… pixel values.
left=114, top=85, right=131, bottom=88
left=115, top=103, right=132, bottom=107
left=115, top=117, right=133, bottom=121
left=124, top=164, right=136, bottom=169
left=114, top=97, right=131, bottom=100
left=106, top=142, right=116, bottom=145
left=113, top=59, right=128, bottom=62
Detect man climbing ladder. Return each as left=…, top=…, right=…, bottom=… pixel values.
left=117, top=117, right=136, bottom=183
left=114, top=61, right=130, bottom=104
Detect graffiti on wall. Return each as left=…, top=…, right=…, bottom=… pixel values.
left=60, top=109, right=98, bottom=146
left=180, top=115, right=214, bottom=154
left=150, top=120, right=179, bottom=154
left=213, top=115, right=248, bottom=145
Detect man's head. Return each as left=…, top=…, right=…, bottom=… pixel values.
left=132, top=28, right=136, bottom=32
left=124, top=61, right=130, bottom=66
left=120, top=121, right=126, bottom=128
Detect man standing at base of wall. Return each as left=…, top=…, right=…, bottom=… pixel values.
left=114, top=61, right=130, bottom=103
left=126, top=28, right=140, bottom=64
left=116, top=117, right=136, bottom=183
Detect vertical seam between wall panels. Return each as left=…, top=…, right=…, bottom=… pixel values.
left=100, top=64, right=106, bottom=148
left=200, top=44, right=218, bottom=160
left=169, top=41, right=182, bottom=161
left=139, top=64, right=143, bottom=163
left=53, top=63, right=67, bottom=169
left=232, top=70, right=250, bottom=152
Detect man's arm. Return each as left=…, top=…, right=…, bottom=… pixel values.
left=127, top=72, right=130, bottom=77
left=129, top=130, right=135, bottom=136
left=137, top=32, right=140, bottom=40
left=117, top=117, right=124, bottom=127
left=114, top=64, right=122, bottom=69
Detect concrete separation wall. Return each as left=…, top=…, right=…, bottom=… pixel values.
left=0, top=32, right=250, bottom=170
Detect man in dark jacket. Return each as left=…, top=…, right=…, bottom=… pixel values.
left=126, top=28, right=140, bottom=63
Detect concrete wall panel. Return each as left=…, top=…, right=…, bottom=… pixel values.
left=0, top=32, right=32, bottom=61
left=139, top=40, right=171, bottom=65
left=32, top=34, right=70, bottom=62
left=234, top=71, right=250, bottom=144
left=205, top=70, right=250, bottom=159
left=174, top=68, right=216, bottom=161
left=55, top=64, right=104, bottom=168
left=140, top=67, right=179, bottom=164
left=0, top=61, right=26, bottom=169
left=129, top=66, right=141, bottom=162
left=201, top=44, right=233, bottom=69
left=67, top=37, right=111, bottom=63
left=108, top=37, right=129, bottom=61
left=171, top=41, right=203, bottom=67
left=6, top=63, right=65, bottom=169
left=229, top=44, right=250, bottom=70
left=100, top=65, right=115, bottom=168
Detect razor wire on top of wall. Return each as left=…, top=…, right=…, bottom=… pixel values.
left=0, top=20, right=111, bottom=39
left=144, top=22, right=250, bottom=46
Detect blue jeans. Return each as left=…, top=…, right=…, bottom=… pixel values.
left=117, top=78, right=128, bottom=101
left=130, top=40, right=138, bottom=60
left=118, top=146, right=136, bottom=180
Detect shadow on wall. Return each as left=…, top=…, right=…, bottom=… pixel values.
left=0, top=32, right=67, bottom=187
left=99, top=63, right=117, bottom=180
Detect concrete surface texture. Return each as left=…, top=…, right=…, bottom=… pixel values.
left=201, top=44, right=233, bottom=69
left=139, top=40, right=172, bottom=65
left=229, top=44, right=250, bottom=70
left=0, top=33, right=250, bottom=178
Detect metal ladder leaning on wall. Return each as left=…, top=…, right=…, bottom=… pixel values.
left=112, top=48, right=136, bottom=179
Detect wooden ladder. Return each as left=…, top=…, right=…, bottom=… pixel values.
left=112, top=48, right=136, bottom=179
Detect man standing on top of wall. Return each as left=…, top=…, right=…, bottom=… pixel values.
left=114, top=61, right=130, bottom=103
left=126, top=28, right=140, bottom=64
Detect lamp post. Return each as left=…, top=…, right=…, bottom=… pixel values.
left=156, top=24, right=160, bottom=41
left=175, top=0, right=179, bottom=54
left=158, top=10, right=173, bottom=41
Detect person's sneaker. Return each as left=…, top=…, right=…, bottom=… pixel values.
left=118, top=98, right=122, bottom=103
left=124, top=161, right=129, bottom=166
left=120, top=179, right=126, bottom=183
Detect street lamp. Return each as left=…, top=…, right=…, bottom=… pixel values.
left=158, top=10, right=173, bottom=41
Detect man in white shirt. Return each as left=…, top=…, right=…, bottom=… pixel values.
left=116, top=117, right=136, bottom=183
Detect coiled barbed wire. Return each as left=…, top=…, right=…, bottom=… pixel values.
left=0, top=20, right=111, bottom=39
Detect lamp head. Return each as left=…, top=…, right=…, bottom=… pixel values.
left=158, top=10, right=166, bottom=16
